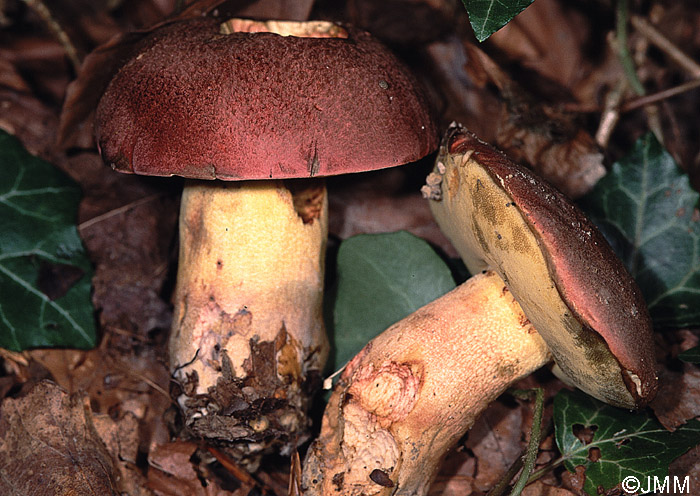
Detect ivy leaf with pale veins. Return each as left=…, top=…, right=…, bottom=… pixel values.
left=581, top=133, right=700, bottom=329
left=554, top=389, right=700, bottom=496
left=679, top=345, right=700, bottom=364
left=462, top=0, right=535, bottom=42
left=0, top=130, right=95, bottom=350
left=330, top=231, right=455, bottom=372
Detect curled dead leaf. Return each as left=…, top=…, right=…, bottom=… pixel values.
left=0, top=380, right=121, bottom=495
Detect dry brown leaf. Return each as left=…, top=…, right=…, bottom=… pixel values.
left=346, top=0, right=460, bottom=45
left=522, top=480, right=578, bottom=496
left=328, top=167, right=456, bottom=256
left=487, top=0, right=593, bottom=92
left=650, top=362, right=700, bottom=430
left=93, top=411, right=140, bottom=464
left=649, top=330, right=700, bottom=430
left=147, top=441, right=256, bottom=495
left=0, top=380, right=121, bottom=495
left=423, top=35, right=605, bottom=199
left=67, top=153, right=179, bottom=336
left=26, top=330, right=174, bottom=495
left=496, top=124, right=606, bottom=199
left=670, top=444, right=700, bottom=494
left=232, top=0, right=315, bottom=21
left=93, top=411, right=156, bottom=495
left=561, top=464, right=586, bottom=495
left=0, top=89, right=58, bottom=157
left=465, top=400, right=524, bottom=492
left=429, top=449, right=474, bottom=495
left=423, top=37, right=503, bottom=141
left=466, top=43, right=605, bottom=199
left=0, top=57, right=30, bottom=92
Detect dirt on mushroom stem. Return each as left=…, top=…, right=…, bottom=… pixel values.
left=92, top=14, right=439, bottom=468
left=302, top=271, right=550, bottom=496
left=169, top=179, right=328, bottom=466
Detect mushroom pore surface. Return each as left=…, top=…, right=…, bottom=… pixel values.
left=428, top=125, right=657, bottom=408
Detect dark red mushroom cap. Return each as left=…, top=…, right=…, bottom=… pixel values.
left=429, top=124, right=658, bottom=409
left=95, top=18, right=438, bottom=180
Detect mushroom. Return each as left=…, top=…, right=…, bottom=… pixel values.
left=429, top=124, right=657, bottom=408
left=94, top=17, right=437, bottom=463
left=302, top=124, right=657, bottom=495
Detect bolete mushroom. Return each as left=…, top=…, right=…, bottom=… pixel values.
left=302, top=125, right=657, bottom=495
left=429, top=124, right=657, bottom=408
left=94, top=17, right=437, bottom=462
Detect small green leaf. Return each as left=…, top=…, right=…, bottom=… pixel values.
left=679, top=345, right=700, bottom=364
left=581, top=133, right=700, bottom=328
left=554, top=389, right=700, bottom=495
left=330, top=231, right=455, bottom=371
left=0, top=131, right=96, bottom=350
left=462, top=0, right=535, bottom=42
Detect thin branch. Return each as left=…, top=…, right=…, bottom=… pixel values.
left=595, top=79, right=626, bottom=148
left=20, top=0, right=81, bottom=73
left=487, top=455, right=523, bottom=496
left=615, top=0, right=646, bottom=96
left=488, top=389, right=548, bottom=496
left=508, top=388, right=545, bottom=496
left=621, top=78, right=700, bottom=112
left=111, top=359, right=171, bottom=400
left=526, top=456, right=567, bottom=485
left=78, top=194, right=163, bottom=232
left=630, top=15, right=700, bottom=78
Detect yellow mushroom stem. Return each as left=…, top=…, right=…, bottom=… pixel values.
left=302, top=270, right=550, bottom=496
left=170, top=180, right=328, bottom=462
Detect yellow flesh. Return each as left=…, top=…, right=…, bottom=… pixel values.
left=303, top=271, right=550, bottom=496
left=170, top=181, right=328, bottom=418
left=429, top=149, right=635, bottom=408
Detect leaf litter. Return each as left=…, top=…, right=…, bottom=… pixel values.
left=1, top=0, right=700, bottom=494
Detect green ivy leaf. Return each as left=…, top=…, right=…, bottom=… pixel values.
left=679, top=345, right=700, bottom=364
left=462, top=0, right=535, bottom=42
left=330, top=231, right=455, bottom=371
left=0, top=131, right=96, bottom=350
left=581, top=133, right=700, bottom=329
left=554, top=389, right=700, bottom=495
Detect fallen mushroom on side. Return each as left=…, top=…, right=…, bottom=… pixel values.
left=302, top=125, right=657, bottom=495
left=94, top=18, right=437, bottom=464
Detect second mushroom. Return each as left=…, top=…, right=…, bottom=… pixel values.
left=302, top=125, right=657, bottom=495
left=95, top=17, right=437, bottom=463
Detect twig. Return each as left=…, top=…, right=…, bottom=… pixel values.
left=508, top=388, right=545, bottom=496
left=487, top=455, right=523, bottom=496
left=487, top=388, right=547, bottom=496
left=630, top=15, right=700, bottom=78
left=526, top=456, right=567, bottom=485
left=595, top=79, right=626, bottom=148
left=615, top=0, right=645, bottom=96
left=621, top=78, right=700, bottom=112
left=78, top=194, right=163, bottom=232
left=105, top=325, right=151, bottom=343
left=111, top=359, right=171, bottom=400
left=20, top=0, right=81, bottom=73
left=0, top=348, right=30, bottom=367
left=205, top=446, right=278, bottom=495
left=289, top=450, right=303, bottom=496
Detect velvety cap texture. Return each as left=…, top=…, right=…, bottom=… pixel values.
left=95, top=18, right=438, bottom=180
